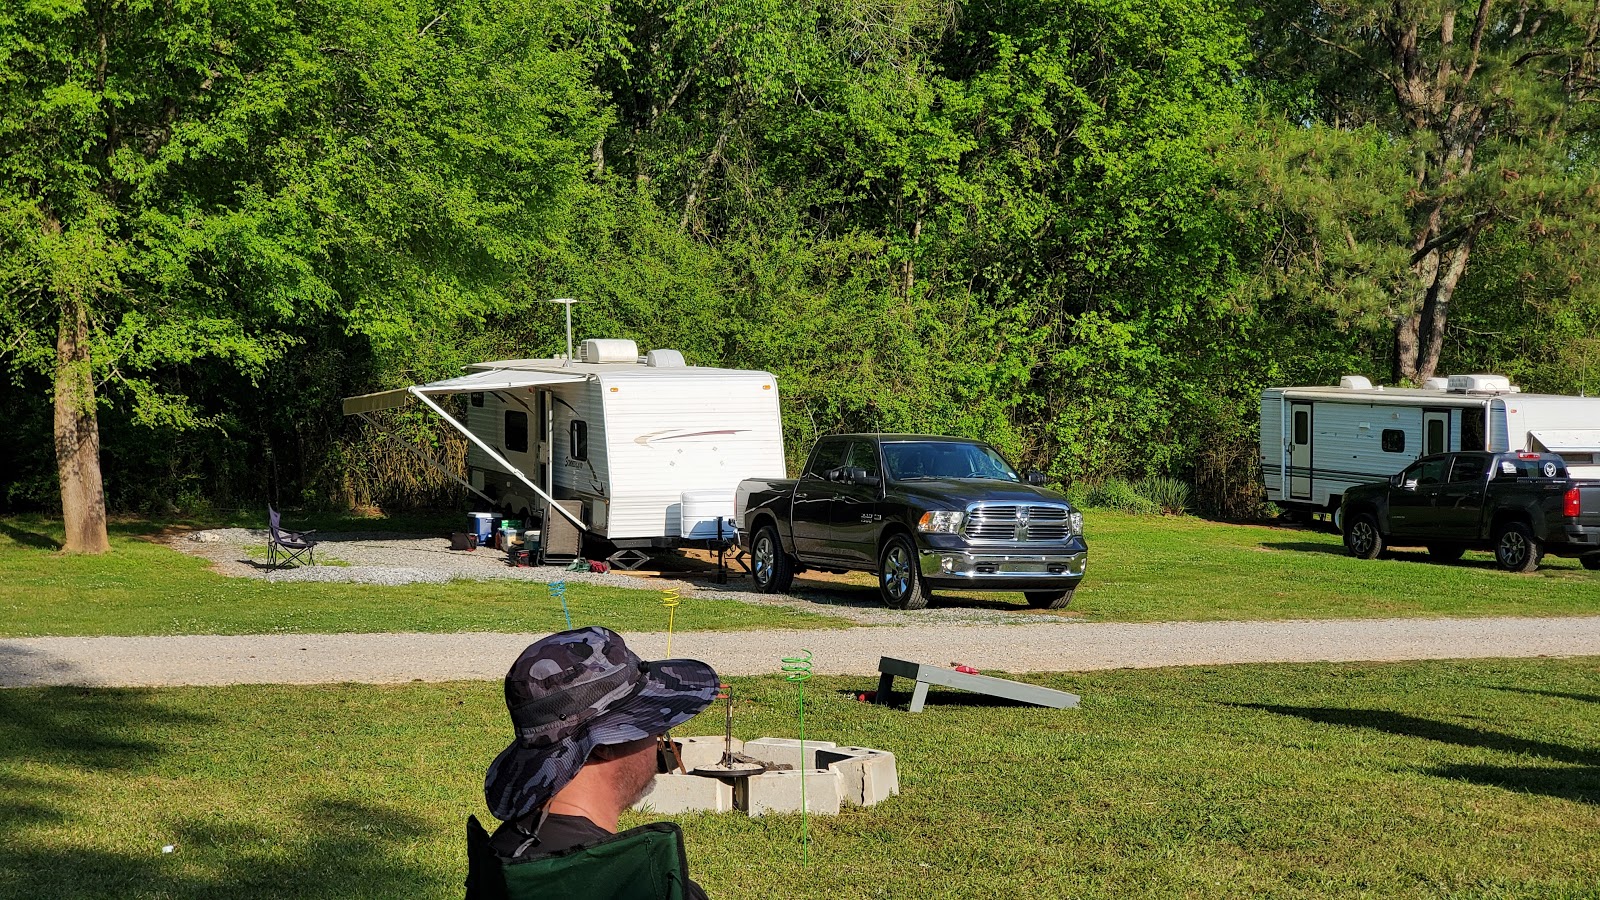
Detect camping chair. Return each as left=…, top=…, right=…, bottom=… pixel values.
left=267, top=506, right=319, bottom=569
left=465, top=816, right=694, bottom=900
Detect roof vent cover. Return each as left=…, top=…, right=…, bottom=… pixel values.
left=1338, top=375, right=1374, bottom=390
left=1447, top=374, right=1512, bottom=393
left=580, top=339, right=640, bottom=364
left=646, top=349, right=687, bottom=368
left=1422, top=377, right=1450, bottom=391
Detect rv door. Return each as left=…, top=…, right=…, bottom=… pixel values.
left=1289, top=403, right=1312, bottom=500
left=1423, top=410, right=1450, bottom=456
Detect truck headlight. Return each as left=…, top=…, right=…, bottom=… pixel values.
left=1069, top=511, right=1084, bottom=535
left=917, top=511, right=964, bottom=534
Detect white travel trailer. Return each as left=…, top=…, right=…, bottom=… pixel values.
left=343, top=339, right=786, bottom=554
left=1262, top=373, right=1600, bottom=520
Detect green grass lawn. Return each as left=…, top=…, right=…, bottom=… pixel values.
left=0, top=517, right=845, bottom=637
left=2, top=658, right=1596, bottom=898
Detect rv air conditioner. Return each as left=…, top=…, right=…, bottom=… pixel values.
left=1447, top=374, right=1514, bottom=393
left=1338, top=376, right=1373, bottom=390
left=580, top=339, right=640, bottom=364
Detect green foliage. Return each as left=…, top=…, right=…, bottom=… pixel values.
left=1134, top=476, right=1192, bottom=515
left=1081, top=478, right=1162, bottom=515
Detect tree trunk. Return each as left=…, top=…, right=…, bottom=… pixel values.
left=54, top=295, right=110, bottom=554
left=1414, top=233, right=1475, bottom=383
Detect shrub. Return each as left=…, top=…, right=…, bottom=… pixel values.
left=1081, top=478, right=1162, bottom=515
left=1135, top=476, right=1192, bottom=515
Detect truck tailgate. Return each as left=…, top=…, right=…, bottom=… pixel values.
left=1577, top=481, right=1600, bottom=526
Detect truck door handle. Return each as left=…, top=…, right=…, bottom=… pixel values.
left=794, top=493, right=810, bottom=500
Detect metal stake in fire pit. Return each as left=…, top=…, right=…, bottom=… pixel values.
left=690, top=683, right=765, bottom=777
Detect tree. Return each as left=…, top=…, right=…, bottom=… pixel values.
left=1249, top=0, right=1600, bottom=384
left=0, top=0, right=601, bottom=549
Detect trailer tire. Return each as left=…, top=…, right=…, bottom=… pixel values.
left=750, top=524, right=794, bottom=594
left=1025, top=589, right=1074, bottom=609
left=1427, top=544, right=1465, bottom=563
left=1493, top=522, right=1542, bottom=573
left=1344, top=513, right=1384, bottom=560
left=1582, top=554, right=1600, bottom=571
left=878, top=533, right=932, bottom=610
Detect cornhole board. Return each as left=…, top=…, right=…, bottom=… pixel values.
left=874, top=656, right=1080, bottom=713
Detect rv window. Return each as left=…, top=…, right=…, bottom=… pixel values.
left=1461, top=407, right=1485, bottom=450
left=505, top=411, right=529, bottom=453
left=538, top=393, right=549, bottom=441
left=470, top=392, right=484, bottom=408
left=569, top=420, right=588, bottom=460
left=1293, top=411, right=1309, bottom=445
left=1381, top=429, right=1405, bottom=453
left=804, top=440, right=849, bottom=478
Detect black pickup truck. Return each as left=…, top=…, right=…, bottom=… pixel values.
left=1340, top=451, right=1600, bottom=572
left=735, top=434, right=1087, bottom=609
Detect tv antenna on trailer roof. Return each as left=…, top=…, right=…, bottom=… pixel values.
left=548, top=297, right=577, bottom=366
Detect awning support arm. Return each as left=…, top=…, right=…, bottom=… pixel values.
left=355, top=412, right=496, bottom=507
left=409, top=387, right=589, bottom=533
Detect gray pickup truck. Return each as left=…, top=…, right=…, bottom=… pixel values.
left=1340, top=451, right=1600, bottom=572
left=735, top=434, right=1087, bottom=609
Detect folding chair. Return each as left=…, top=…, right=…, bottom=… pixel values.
left=267, top=506, right=319, bottom=569
left=465, top=816, right=693, bottom=900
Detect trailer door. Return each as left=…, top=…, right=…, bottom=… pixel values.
left=1289, top=403, right=1313, bottom=500
left=1423, top=410, right=1450, bottom=456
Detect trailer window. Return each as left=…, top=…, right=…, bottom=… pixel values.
left=538, top=393, right=549, bottom=441
left=1381, top=429, right=1405, bottom=453
left=1461, top=407, right=1485, bottom=450
left=1293, top=411, right=1309, bottom=445
left=505, top=411, right=529, bottom=453
left=470, top=392, right=484, bottom=408
left=569, top=420, right=588, bottom=460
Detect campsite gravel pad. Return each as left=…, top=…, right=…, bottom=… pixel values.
left=170, top=529, right=1031, bottom=625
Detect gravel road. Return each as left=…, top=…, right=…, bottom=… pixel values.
left=4, top=616, right=1597, bottom=688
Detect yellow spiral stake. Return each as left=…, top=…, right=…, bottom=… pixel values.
left=781, top=649, right=814, bottom=865
left=661, top=588, right=683, bottom=656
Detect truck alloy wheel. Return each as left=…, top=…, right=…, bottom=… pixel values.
left=878, top=534, right=931, bottom=610
left=1493, top=522, right=1541, bottom=574
left=751, top=525, right=794, bottom=593
left=1344, top=514, right=1384, bottom=560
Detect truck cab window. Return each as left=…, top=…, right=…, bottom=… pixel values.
left=804, top=440, right=849, bottom=478
left=843, top=441, right=881, bottom=477
left=1448, top=454, right=1489, bottom=483
left=1403, top=457, right=1447, bottom=488
left=505, top=410, right=529, bottom=453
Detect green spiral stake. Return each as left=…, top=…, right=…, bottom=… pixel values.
left=548, top=580, right=571, bottom=629
left=781, top=649, right=814, bottom=865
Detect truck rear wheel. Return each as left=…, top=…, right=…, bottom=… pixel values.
left=1025, top=589, right=1074, bottom=610
left=1344, top=513, right=1384, bottom=560
left=878, top=534, right=932, bottom=610
left=1582, top=554, right=1600, bottom=571
left=750, top=524, right=794, bottom=593
left=1493, top=522, right=1542, bottom=573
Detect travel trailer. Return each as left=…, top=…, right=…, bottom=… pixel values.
left=343, top=339, right=786, bottom=556
left=1262, top=374, right=1600, bottom=522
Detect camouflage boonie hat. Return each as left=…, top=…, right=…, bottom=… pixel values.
left=484, top=626, right=718, bottom=822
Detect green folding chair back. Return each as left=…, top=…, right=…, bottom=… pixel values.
left=466, top=816, right=692, bottom=900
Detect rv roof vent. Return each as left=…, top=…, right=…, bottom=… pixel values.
left=1423, top=377, right=1450, bottom=391
left=1338, top=375, right=1374, bottom=390
left=1447, top=373, right=1513, bottom=393
left=580, top=339, right=640, bottom=364
left=646, top=349, right=687, bottom=368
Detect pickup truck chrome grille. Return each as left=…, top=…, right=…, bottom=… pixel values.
left=964, top=503, right=1074, bottom=542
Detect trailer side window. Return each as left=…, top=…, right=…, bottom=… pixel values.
left=505, top=411, right=529, bottom=453
left=470, top=392, right=485, bottom=408
left=538, top=393, right=549, bottom=441
left=1293, top=411, right=1309, bottom=445
left=569, top=420, right=588, bottom=460
left=1461, top=407, right=1485, bottom=450
left=1381, top=429, right=1405, bottom=453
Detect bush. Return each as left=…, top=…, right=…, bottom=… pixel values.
left=1081, top=478, right=1162, bottom=515
left=1135, top=476, right=1192, bottom=515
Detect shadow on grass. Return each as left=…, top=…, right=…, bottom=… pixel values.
left=1258, top=542, right=1505, bottom=570
left=0, top=796, right=441, bottom=899
left=1491, top=686, right=1600, bottom=705
left=1426, top=763, right=1600, bottom=805
left=0, top=521, right=61, bottom=551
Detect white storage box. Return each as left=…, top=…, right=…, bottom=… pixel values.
left=680, top=490, right=736, bottom=540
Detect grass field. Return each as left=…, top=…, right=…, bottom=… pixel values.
left=2, top=657, right=1596, bottom=898
left=2, top=510, right=1598, bottom=638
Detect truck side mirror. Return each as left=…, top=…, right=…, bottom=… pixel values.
left=1026, top=469, right=1047, bottom=486
left=1389, top=473, right=1402, bottom=488
left=845, top=467, right=880, bottom=487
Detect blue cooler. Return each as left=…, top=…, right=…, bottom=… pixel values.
left=469, top=513, right=495, bottom=547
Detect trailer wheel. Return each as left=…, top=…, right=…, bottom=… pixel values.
left=1344, top=513, right=1384, bottom=560
left=1493, top=522, right=1541, bottom=573
left=1024, top=589, right=1074, bottom=610
left=1427, top=544, right=1465, bottom=563
left=878, top=534, right=932, bottom=610
left=1582, top=554, right=1600, bottom=571
left=750, top=524, right=794, bottom=593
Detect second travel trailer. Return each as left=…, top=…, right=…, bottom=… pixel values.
left=343, top=339, right=786, bottom=561
left=1261, top=374, right=1600, bottom=522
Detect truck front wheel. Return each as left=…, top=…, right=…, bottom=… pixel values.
left=1344, top=513, right=1384, bottom=560
left=878, top=534, right=933, bottom=610
left=750, top=524, right=795, bottom=593
left=1493, top=522, right=1541, bottom=573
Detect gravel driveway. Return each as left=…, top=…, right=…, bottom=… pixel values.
left=5, top=616, right=1598, bottom=688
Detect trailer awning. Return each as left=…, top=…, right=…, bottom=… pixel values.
left=1530, top=429, right=1600, bottom=453
left=342, top=370, right=586, bottom=415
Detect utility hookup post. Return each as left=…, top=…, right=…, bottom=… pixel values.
left=548, top=297, right=577, bottom=366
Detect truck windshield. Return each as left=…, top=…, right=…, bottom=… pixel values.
left=882, top=441, right=1021, bottom=482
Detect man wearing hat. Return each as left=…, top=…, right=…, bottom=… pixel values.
left=468, top=626, right=719, bottom=899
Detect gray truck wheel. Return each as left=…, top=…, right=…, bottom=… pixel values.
left=1494, top=522, right=1541, bottom=573
left=1582, top=554, right=1600, bottom=571
left=878, top=534, right=932, bottom=610
left=1025, top=589, right=1074, bottom=609
left=1344, top=513, right=1384, bottom=560
left=750, top=524, right=794, bottom=593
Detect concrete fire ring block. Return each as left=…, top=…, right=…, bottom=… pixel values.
left=633, top=773, right=735, bottom=815
left=741, top=738, right=837, bottom=771
left=745, top=769, right=842, bottom=817
left=816, top=747, right=899, bottom=806
left=668, top=736, right=742, bottom=772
